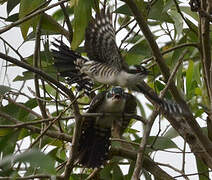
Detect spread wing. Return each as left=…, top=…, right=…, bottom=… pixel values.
left=87, top=91, right=107, bottom=113
left=122, top=93, right=137, bottom=133
left=124, top=93, right=137, bottom=114
left=77, top=91, right=110, bottom=168
left=52, top=40, right=94, bottom=93
left=85, top=9, right=126, bottom=70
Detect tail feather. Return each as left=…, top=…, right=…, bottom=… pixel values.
left=161, top=100, right=182, bottom=114
left=136, top=84, right=183, bottom=115
left=77, top=122, right=111, bottom=168
left=51, top=40, right=93, bottom=93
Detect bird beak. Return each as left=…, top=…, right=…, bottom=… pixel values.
left=113, top=94, right=121, bottom=100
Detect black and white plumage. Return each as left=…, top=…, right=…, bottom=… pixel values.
left=52, top=9, right=149, bottom=91
left=52, top=8, right=183, bottom=115
left=77, top=87, right=137, bottom=168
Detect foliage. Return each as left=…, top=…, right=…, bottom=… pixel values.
left=0, top=0, right=212, bottom=179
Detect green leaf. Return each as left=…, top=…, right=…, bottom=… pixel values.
left=0, top=0, right=8, bottom=5
left=196, top=157, right=209, bottom=180
left=135, top=96, right=146, bottom=119
left=0, top=85, right=11, bottom=95
left=193, top=61, right=201, bottom=85
left=148, top=0, right=173, bottom=23
left=71, top=0, right=92, bottom=49
left=5, top=13, right=19, bottom=22
left=70, top=174, right=88, bottom=180
left=115, top=4, right=132, bottom=16
left=125, top=40, right=152, bottom=65
left=179, top=6, right=199, bottom=22
left=19, top=0, right=46, bottom=39
left=7, top=0, right=20, bottom=15
left=163, top=0, right=175, bottom=13
left=0, top=130, right=20, bottom=157
left=126, top=161, right=135, bottom=180
left=52, top=6, right=74, bottom=21
left=164, top=127, right=179, bottom=139
left=100, top=164, right=112, bottom=179
left=40, top=13, right=69, bottom=38
left=0, top=104, right=21, bottom=125
left=47, top=148, right=64, bottom=163
left=176, top=63, right=183, bottom=90
left=13, top=71, right=34, bottom=81
left=147, top=136, right=178, bottom=150
left=186, top=60, right=194, bottom=97
left=0, top=99, right=37, bottom=124
left=18, top=99, right=37, bottom=121
left=154, top=80, right=172, bottom=99
left=21, top=13, right=69, bottom=40
left=112, top=165, right=123, bottom=180
left=0, top=149, right=56, bottom=174
left=169, top=10, right=183, bottom=40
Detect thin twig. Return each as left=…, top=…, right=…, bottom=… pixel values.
left=174, top=170, right=211, bottom=179
left=173, top=0, right=198, bottom=35
left=60, top=2, right=73, bottom=43
left=33, top=17, right=48, bottom=119
left=141, top=43, right=198, bottom=65
left=116, top=18, right=135, bottom=34
left=85, top=168, right=101, bottom=180
left=132, top=110, right=158, bottom=180
left=157, top=162, right=189, bottom=180
left=0, top=37, right=24, bottom=60
left=0, top=52, right=80, bottom=113
left=119, top=22, right=137, bottom=49
left=4, top=96, right=42, bottom=118
left=160, top=49, right=188, bottom=97
left=0, top=111, right=72, bottom=142
left=0, top=0, right=69, bottom=35
left=182, top=140, right=186, bottom=174
left=28, top=101, right=73, bottom=149
left=132, top=50, right=188, bottom=179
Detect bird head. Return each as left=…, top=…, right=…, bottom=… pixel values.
left=128, top=65, right=150, bottom=76
left=106, top=86, right=124, bottom=101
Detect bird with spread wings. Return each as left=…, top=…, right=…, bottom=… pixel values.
left=76, top=87, right=137, bottom=168
left=52, top=8, right=183, bottom=115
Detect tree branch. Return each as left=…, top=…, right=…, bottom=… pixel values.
left=124, top=0, right=212, bottom=169
left=111, top=147, right=175, bottom=180
left=33, top=18, right=48, bottom=119
left=0, top=111, right=72, bottom=142
left=0, top=0, right=69, bottom=35
left=173, top=0, right=198, bottom=35
left=132, top=50, right=187, bottom=179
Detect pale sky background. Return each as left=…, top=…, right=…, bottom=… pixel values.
left=0, top=1, right=210, bottom=179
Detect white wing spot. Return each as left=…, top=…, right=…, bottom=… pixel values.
left=99, top=29, right=103, bottom=34
left=106, top=17, right=110, bottom=22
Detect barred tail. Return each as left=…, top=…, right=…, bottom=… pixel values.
left=136, top=84, right=183, bottom=115
left=51, top=39, right=93, bottom=93
left=77, top=122, right=111, bottom=168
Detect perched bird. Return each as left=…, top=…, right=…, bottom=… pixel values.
left=76, top=87, right=137, bottom=168
left=52, top=8, right=182, bottom=115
